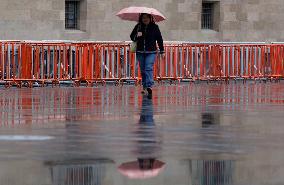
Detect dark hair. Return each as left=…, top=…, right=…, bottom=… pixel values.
left=138, top=13, right=155, bottom=24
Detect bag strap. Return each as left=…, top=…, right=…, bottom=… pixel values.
left=137, top=24, right=141, bottom=34
left=134, top=24, right=141, bottom=41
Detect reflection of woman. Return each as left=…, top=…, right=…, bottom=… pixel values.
left=118, top=95, right=165, bottom=179
left=137, top=95, right=165, bottom=169
left=137, top=95, right=156, bottom=168
left=139, top=94, right=154, bottom=125
left=130, top=13, right=164, bottom=98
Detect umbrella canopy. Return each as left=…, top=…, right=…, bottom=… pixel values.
left=118, top=160, right=165, bottom=179
left=116, top=6, right=166, bottom=22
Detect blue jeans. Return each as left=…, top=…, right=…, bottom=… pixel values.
left=136, top=53, right=156, bottom=89
left=139, top=96, right=154, bottom=125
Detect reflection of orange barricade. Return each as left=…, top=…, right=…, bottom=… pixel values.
left=0, top=41, right=283, bottom=88
left=1, top=83, right=284, bottom=126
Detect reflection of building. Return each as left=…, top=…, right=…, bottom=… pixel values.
left=197, top=114, right=234, bottom=185
left=196, top=111, right=233, bottom=185
left=192, top=160, right=234, bottom=185
left=201, top=113, right=220, bottom=128
left=46, top=159, right=113, bottom=185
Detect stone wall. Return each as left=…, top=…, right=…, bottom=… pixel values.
left=0, top=0, right=284, bottom=41
left=0, top=0, right=65, bottom=40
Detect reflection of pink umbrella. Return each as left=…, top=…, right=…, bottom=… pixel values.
left=118, top=160, right=165, bottom=179
left=116, top=6, right=166, bottom=22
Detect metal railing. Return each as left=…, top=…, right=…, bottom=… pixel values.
left=0, top=41, right=283, bottom=87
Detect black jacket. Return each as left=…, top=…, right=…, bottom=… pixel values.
left=130, top=23, right=164, bottom=53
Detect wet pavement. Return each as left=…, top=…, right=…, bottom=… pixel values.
left=0, top=82, right=284, bottom=185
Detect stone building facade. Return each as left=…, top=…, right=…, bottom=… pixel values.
left=0, top=0, right=284, bottom=42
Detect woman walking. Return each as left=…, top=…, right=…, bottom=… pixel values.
left=130, top=13, right=164, bottom=99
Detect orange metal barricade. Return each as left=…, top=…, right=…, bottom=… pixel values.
left=0, top=41, right=283, bottom=88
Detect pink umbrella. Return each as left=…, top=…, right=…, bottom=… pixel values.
left=118, top=160, right=165, bottom=179
left=116, top=6, right=166, bottom=22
